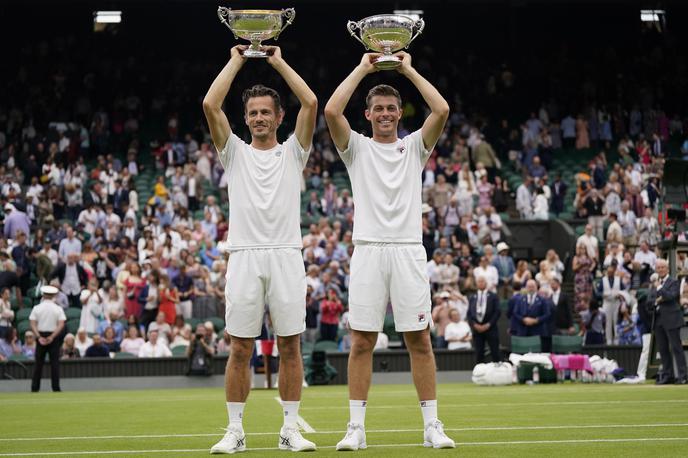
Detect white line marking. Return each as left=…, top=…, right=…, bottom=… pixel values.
left=301, top=399, right=688, bottom=409
left=273, top=396, right=316, bottom=433
left=3, top=423, right=688, bottom=442
left=2, top=438, right=688, bottom=456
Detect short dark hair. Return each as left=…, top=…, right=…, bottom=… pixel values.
left=366, top=84, right=401, bottom=109
left=242, top=84, right=282, bottom=113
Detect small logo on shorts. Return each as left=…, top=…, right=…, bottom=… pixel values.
left=418, top=313, right=426, bottom=323
left=397, top=145, right=406, bottom=154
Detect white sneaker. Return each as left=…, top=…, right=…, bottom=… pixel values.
left=278, top=425, right=317, bottom=452
left=210, top=425, right=246, bottom=454
left=423, top=420, right=455, bottom=449
left=335, top=423, right=367, bottom=451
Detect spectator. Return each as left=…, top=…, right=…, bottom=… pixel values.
left=319, top=288, right=343, bottom=342
left=3, top=203, right=31, bottom=240
left=580, top=301, right=606, bottom=345
left=550, top=174, right=568, bottom=216
left=550, top=278, right=574, bottom=335
left=74, top=327, right=93, bottom=357
left=120, top=326, right=145, bottom=355
left=515, top=176, right=533, bottom=219
left=173, top=265, right=194, bottom=320
left=123, top=263, right=146, bottom=319
left=50, top=253, right=88, bottom=309
left=85, top=334, right=110, bottom=358
left=138, top=329, right=172, bottom=358
left=102, top=327, right=121, bottom=353
left=0, top=327, right=22, bottom=360
left=616, top=303, right=640, bottom=345
left=511, top=260, right=532, bottom=292
left=60, top=333, right=80, bottom=359
left=0, top=287, right=14, bottom=339
left=157, top=273, right=178, bottom=326
left=444, top=309, right=472, bottom=350
left=149, top=312, right=173, bottom=347
left=79, top=278, right=104, bottom=334
left=606, top=213, right=623, bottom=244
left=473, top=256, right=498, bottom=293
left=572, top=244, right=595, bottom=311
left=576, top=224, right=599, bottom=262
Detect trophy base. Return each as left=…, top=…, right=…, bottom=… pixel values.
left=373, top=55, right=401, bottom=70
left=242, top=49, right=268, bottom=58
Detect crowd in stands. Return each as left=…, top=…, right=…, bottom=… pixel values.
left=1, top=23, right=688, bottom=363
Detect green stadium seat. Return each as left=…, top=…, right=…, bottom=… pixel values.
left=22, top=297, right=33, bottom=308
left=552, top=335, right=583, bottom=354
left=510, top=335, right=541, bottom=354
left=185, top=318, right=201, bottom=330
left=172, top=345, right=188, bottom=356
left=114, top=352, right=136, bottom=359
left=9, top=353, right=31, bottom=362
left=16, top=308, right=32, bottom=322
left=301, top=341, right=314, bottom=355
left=65, top=308, right=82, bottom=320
left=66, top=318, right=80, bottom=334
left=313, top=340, right=339, bottom=353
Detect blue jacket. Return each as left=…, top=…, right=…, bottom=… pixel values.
left=511, top=294, right=552, bottom=337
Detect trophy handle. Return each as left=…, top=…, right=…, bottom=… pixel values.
left=405, top=18, right=425, bottom=49
left=275, top=8, right=296, bottom=40
left=347, top=21, right=369, bottom=50
left=217, top=7, right=238, bottom=39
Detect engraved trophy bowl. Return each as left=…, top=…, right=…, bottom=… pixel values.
left=217, top=7, right=295, bottom=58
left=347, top=14, right=425, bottom=70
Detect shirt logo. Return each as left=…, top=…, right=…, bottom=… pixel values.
left=275, top=150, right=282, bottom=157
left=418, top=313, right=426, bottom=323
left=397, top=145, right=406, bottom=154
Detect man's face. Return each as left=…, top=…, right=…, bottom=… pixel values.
left=477, top=277, right=487, bottom=290
left=656, top=262, right=668, bottom=278
left=526, top=280, right=537, bottom=294
left=244, top=96, right=282, bottom=141
left=365, top=95, right=401, bottom=138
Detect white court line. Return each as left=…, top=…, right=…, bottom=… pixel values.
left=272, top=396, right=316, bottom=433
left=2, top=438, right=688, bottom=456
left=301, top=398, right=688, bottom=409
left=3, top=423, right=688, bottom=442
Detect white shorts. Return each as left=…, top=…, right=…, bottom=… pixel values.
left=348, top=243, right=431, bottom=332
left=224, top=248, right=306, bottom=338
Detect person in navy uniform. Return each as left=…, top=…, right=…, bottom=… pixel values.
left=467, top=276, right=501, bottom=364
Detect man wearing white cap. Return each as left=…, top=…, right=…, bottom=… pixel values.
left=29, top=285, right=66, bottom=392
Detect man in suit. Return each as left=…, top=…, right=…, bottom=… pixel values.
left=653, top=259, right=687, bottom=384
left=550, top=278, right=574, bottom=335
left=551, top=174, right=568, bottom=216
left=512, top=280, right=551, bottom=342
left=467, top=276, right=501, bottom=364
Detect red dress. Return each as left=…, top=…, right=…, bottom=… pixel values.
left=124, top=277, right=146, bottom=319
left=158, top=288, right=177, bottom=325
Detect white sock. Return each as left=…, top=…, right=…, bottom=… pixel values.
left=227, top=402, right=245, bottom=428
left=349, top=400, right=367, bottom=426
left=420, top=400, right=438, bottom=425
left=281, top=400, right=300, bottom=427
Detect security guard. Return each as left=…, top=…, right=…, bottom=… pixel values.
left=29, top=285, right=66, bottom=392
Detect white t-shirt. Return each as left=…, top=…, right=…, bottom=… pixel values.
left=338, top=130, right=430, bottom=243
left=445, top=320, right=472, bottom=350
left=138, top=341, right=172, bottom=358
left=218, top=133, right=309, bottom=250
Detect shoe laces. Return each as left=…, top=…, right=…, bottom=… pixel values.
left=221, top=426, right=243, bottom=440
left=344, top=422, right=363, bottom=439
left=427, top=420, right=446, bottom=434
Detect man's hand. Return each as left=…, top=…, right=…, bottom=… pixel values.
left=230, top=45, right=248, bottom=62
left=395, top=51, right=413, bottom=75
left=358, top=53, right=380, bottom=74
left=264, top=46, right=284, bottom=67
left=523, top=317, right=537, bottom=326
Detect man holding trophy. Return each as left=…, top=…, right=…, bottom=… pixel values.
left=323, top=47, right=455, bottom=450
left=203, top=36, right=318, bottom=454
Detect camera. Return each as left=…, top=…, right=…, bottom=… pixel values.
left=195, top=334, right=203, bottom=340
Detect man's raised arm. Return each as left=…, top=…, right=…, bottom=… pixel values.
left=324, top=54, right=379, bottom=151
left=265, top=47, right=318, bottom=151
left=395, top=52, right=450, bottom=151
left=202, top=45, right=246, bottom=151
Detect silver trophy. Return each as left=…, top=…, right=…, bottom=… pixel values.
left=217, top=7, right=295, bottom=58
left=347, top=14, right=425, bottom=70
